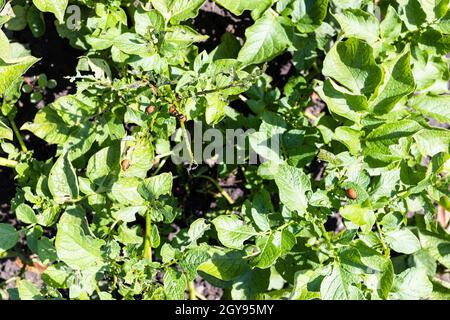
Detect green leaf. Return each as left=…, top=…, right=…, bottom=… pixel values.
left=435, top=10, right=450, bottom=33
left=205, top=92, right=227, bottom=125
left=391, top=267, right=433, bottom=300
left=21, top=107, right=70, bottom=145
left=212, top=215, right=257, bottom=249
left=0, top=55, right=39, bottom=96
left=134, top=8, right=164, bottom=36
left=150, top=224, right=160, bottom=248
left=170, top=0, right=206, bottom=24
left=340, top=204, right=375, bottom=233
left=274, top=164, right=311, bottom=214
left=418, top=229, right=450, bottom=268
left=110, top=177, right=145, bottom=206
left=27, top=5, right=45, bottom=38
left=419, top=0, right=450, bottom=22
left=237, top=11, right=291, bottom=65
left=381, top=6, right=402, bottom=41
left=231, top=268, right=270, bottom=299
left=63, top=123, right=96, bottom=163
left=402, top=0, right=427, bottom=31
left=0, top=2, right=12, bottom=26
left=413, top=129, right=450, bottom=156
left=113, top=33, right=150, bottom=55
left=32, top=0, right=68, bottom=23
left=188, top=218, right=210, bottom=245
left=0, top=223, right=19, bottom=253
left=410, top=94, right=450, bottom=124
left=17, top=280, right=44, bottom=300
left=198, top=248, right=248, bottom=281
left=320, top=264, right=362, bottom=300
left=162, top=25, right=208, bottom=55
left=431, top=277, right=450, bottom=299
left=180, top=247, right=210, bottom=280
left=385, top=228, right=421, bottom=254
left=87, top=144, right=121, bottom=189
left=334, top=126, right=362, bottom=155
left=163, top=268, right=186, bottom=300
left=214, top=0, right=273, bottom=19
left=116, top=225, right=142, bottom=245
left=252, top=233, right=282, bottom=269
left=5, top=5, right=27, bottom=31
left=55, top=207, right=105, bottom=270
left=317, top=79, right=368, bottom=122
left=138, top=172, right=173, bottom=200
left=248, top=190, right=273, bottom=232
left=335, top=9, right=379, bottom=44
left=369, top=50, right=415, bottom=114
left=354, top=241, right=394, bottom=299
left=292, top=0, right=329, bottom=33
left=112, top=206, right=146, bottom=223
left=49, top=95, right=98, bottom=125
left=151, top=0, right=205, bottom=24
left=120, top=140, right=154, bottom=179
left=323, top=38, right=382, bottom=96
left=0, top=116, right=13, bottom=140
left=290, top=269, right=322, bottom=300
left=16, top=203, right=38, bottom=224
left=48, top=153, right=79, bottom=204
left=42, top=264, right=68, bottom=288
left=37, top=237, right=58, bottom=263
left=364, top=120, right=422, bottom=163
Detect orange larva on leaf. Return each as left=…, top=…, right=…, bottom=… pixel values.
left=169, top=105, right=178, bottom=116
left=346, top=188, right=357, bottom=200
left=121, top=159, right=131, bottom=171
left=146, top=105, right=156, bottom=115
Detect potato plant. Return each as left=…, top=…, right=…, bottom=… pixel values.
left=0, top=0, right=449, bottom=300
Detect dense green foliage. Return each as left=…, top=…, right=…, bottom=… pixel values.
left=0, top=0, right=449, bottom=300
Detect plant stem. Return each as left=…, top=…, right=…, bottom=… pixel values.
left=196, top=175, right=235, bottom=205
left=319, top=223, right=331, bottom=244
left=143, top=209, right=152, bottom=262
left=8, top=115, right=27, bottom=153
left=186, top=276, right=197, bottom=300
left=0, top=157, right=18, bottom=168
left=153, top=157, right=167, bottom=176
left=195, top=82, right=245, bottom=96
